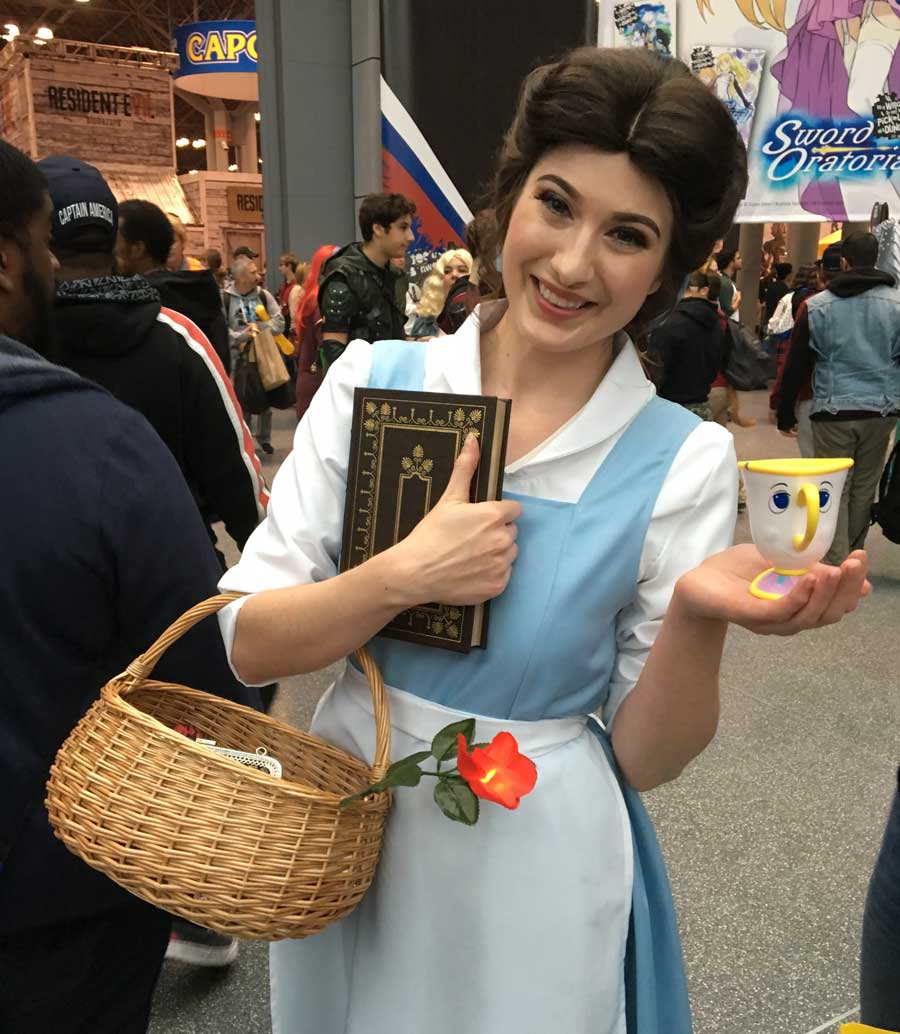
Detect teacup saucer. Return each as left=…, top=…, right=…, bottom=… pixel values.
left=750, top=568, right=806, bottom=600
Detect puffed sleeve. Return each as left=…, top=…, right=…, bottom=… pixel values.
left=217, top=339, right=372, bottom=671
left=603, top=421, right=738, bottom=724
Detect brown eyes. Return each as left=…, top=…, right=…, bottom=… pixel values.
left=536, top=190, right=570, bottom=218
left=536, top=190, right=649, bottom=249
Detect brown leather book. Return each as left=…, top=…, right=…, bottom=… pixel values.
left=340, top=387, right=512, bottom=652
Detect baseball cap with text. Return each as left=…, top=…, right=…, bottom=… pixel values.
left=38, top=155, right=118, bottom=253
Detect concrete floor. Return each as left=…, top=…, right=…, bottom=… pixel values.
left=149, top=390, right=900, bottom=1034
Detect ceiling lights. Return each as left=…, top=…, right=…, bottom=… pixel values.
left=254, top=111, right=260, bottom=122
left=36, top=26, right=53, bottom=40
left=191, top=138, right=206, bottom=149
left=175, top=137, right=190, bottom=148
left=2, top=23, right=19, bottom=41
left=227, top=163, right=238, bottom=171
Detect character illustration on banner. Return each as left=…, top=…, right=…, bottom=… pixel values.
left=614, top=1, right=676, bottom=55
left=693, top=44, right=765, bottom=146
left=698, top=0, right=900, bottom=220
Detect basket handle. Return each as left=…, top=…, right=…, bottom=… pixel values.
left=123, top=593, right=392, bottom=779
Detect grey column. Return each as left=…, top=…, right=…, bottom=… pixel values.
left=231, top=103, right=259, bottom=173
left=352, top=0, right=381, bottom=206
left=787, top=222, right=820, bottom=267
left=737, top=223, right=763, bottom=330
left=256, top=0, right=356, bottom=273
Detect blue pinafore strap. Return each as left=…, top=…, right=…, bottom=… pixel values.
left=368, top=339, right=426, bottom=392
left=370, top=337, right=694, bottom=1034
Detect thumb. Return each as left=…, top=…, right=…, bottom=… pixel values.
left=441, top=433, right=480, bottom=503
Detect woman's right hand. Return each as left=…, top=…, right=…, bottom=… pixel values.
left=388, top=434, right=521, bottom=607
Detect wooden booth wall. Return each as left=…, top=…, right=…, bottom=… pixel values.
left=179, top=171, right=265, bottom=266
left=0, top=49, right=176, bottom=168
left=33, top=57, right=173, bottom=167
left=0, top=63, right=34, bottom=155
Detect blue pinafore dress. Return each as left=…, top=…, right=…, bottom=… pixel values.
left=270, top=341, right=699, bottom=1034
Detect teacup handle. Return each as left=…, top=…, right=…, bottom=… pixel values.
left=793, top=482, right=820, bottom=551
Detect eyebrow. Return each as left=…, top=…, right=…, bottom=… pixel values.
left=537, top=174, right=662, bottom=239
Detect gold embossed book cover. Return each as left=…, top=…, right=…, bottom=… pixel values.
left=340, top=387, right=511, bottom=652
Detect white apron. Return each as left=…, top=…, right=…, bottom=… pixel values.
left=270, top=663, right=633, bottom=1034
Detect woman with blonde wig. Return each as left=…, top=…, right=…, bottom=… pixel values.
left=435, top=247, right=473, bottom=333
left=408, top=267, right=449, bottom=339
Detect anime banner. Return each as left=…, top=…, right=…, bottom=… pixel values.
left=380, top=77, right=472, bottom=303
left=600, top=0, right=900, bottom=222
left=612, top=1, right=677, bottom=56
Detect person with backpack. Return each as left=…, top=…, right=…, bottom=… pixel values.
left=778, top=233, right=900, bottom=564
left=649, top=270, right=726, bottom=420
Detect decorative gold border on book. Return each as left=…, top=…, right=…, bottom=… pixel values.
left=352, top=398, right=485, bottom=643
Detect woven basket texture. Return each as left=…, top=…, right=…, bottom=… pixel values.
left=45, top=594, right=392, bottom=941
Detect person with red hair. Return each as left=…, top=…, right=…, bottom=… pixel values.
left=294, top=244, right=339, bottom=420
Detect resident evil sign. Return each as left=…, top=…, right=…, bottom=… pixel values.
left=226, top=186, right=264, bottom=223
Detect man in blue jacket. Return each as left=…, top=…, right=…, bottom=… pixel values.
left=0, top=141, right=258, bottom=1031
left=778, top=234, right=900, bottom=564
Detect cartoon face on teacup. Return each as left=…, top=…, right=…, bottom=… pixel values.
left=739, top=458, right=853, bottom=575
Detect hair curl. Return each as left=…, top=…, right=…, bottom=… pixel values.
left=478, top=47, right=747, bottom=344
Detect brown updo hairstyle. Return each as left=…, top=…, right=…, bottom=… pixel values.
left=479, top=47, right=748, bottom=343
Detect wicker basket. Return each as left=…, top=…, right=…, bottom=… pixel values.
left=45, top=593, right=392, bottom=941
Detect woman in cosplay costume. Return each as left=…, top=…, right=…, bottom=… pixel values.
left=218, top=48, right=870, bottom=1034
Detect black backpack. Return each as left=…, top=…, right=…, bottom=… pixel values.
left=872, top=438, right=900, bottom=543
left=723, top=321, right=776, bottom=391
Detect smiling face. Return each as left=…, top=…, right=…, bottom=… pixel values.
left=498, top=144, right=672, bottom=358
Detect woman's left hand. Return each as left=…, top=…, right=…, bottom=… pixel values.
left=675, top=543, right=871, bottom=636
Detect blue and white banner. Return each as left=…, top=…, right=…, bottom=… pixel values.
left=381, top=76, right=472, bottom=279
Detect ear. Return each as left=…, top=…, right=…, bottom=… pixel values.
left=0, top=240, right=18, bottom=295
left=840, top=256, right=850, bottom=271
left=372, top=222, right=387, bottom=240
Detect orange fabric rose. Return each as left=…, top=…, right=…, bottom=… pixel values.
left=456, top=732, right=537, bottom=810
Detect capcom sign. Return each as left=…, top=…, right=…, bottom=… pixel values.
left=173, top=21, right=258, bottom=101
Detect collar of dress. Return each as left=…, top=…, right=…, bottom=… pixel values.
left=432, top=300, right=657, bottom=470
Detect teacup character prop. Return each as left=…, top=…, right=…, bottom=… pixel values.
left=738, top=458, right=854, bottom=600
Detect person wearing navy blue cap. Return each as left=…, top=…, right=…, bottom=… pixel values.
left=0, top=140, right=259, bottom=1032
left=38, top=153, right=118, bottom=257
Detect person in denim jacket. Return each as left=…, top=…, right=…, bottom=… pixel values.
left=777, top=234, right=900, bottom=564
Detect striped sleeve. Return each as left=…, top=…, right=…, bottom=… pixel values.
left=157, top=307, right=269, bottom=522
